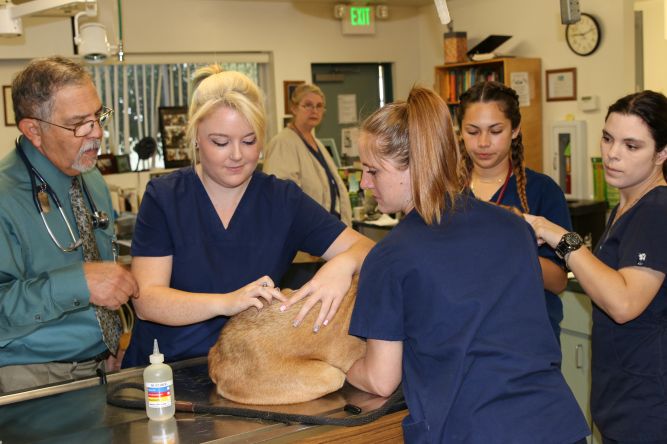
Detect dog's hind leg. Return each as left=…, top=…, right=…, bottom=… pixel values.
left=219, top=359, right=347, bottom=405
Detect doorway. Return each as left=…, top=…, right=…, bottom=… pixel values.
left=312, top=63, right=393, bottom=166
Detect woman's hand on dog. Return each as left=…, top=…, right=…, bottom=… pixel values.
left=223, top=276, right=286, bottom=315
left=280, top=264, right=354, bottom=333
left=280, top=227, right=373, bottom=333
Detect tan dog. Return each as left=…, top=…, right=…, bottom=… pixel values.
left=208, top=277, right=366, bottom=405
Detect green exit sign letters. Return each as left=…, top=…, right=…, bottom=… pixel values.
left=342, top=5, right=376, bottom=35
left=350, top=6, right=371, bottom=26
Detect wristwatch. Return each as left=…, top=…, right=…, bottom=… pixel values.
left=555, top=232, right=584, bottom=260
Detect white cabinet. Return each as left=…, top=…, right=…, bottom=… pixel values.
left=548, top=120, right=590, bottom=200
left=560, top=289, right=602, bottom=444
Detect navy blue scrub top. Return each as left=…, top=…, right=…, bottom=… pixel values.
left=591, top=186, right=667, bottom=442
left=485, top=168, right=572, bottom=339
left=123, top=168, right=345, bottom=367
left=350, top=194, right=590, bottom=443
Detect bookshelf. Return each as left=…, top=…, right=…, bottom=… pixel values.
left=435, top=57, right=543, bottom=172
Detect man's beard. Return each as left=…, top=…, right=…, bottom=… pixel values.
left=72, top=140, right=101, bottom=173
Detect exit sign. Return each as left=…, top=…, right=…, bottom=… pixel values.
left=342, top=6, right=376, bottom=35
left=350, top=6, right=371, bottom=26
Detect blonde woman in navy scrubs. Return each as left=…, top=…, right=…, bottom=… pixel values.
left=123, top=68, right=373, bottom=368
left=526, top=91, right=667, bottom=443
left=346, top=86, right=590, bottom=443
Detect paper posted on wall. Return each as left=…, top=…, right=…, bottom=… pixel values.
left=337, top=94, right=358, bottom=124
left=510, top=72, right=531, bottom=107
left=341, top=127, right=360, bottom=157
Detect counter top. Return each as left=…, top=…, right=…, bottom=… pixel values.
left=0, top=358, right=406, bottom=443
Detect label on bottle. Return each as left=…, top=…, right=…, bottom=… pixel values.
left=146, top=380, right=173, bottom=408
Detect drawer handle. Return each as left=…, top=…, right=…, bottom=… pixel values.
left=575, top=344, right=584, bottom=369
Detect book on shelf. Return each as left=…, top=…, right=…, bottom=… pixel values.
left=440, top=67, right=502, bottom=103
left=470, top=53, right=514, bottom=61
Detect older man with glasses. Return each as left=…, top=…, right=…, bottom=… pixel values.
left=0, top=56, right=138, bottom=393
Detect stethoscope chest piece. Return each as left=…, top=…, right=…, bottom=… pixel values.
left=37, top=189, right=51, bottom=213
left=15, top=137, right=109, bottom=252
left=92, top=210, right=110, bottom=230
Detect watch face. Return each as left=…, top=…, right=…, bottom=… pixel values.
left=565, top=233, right=582, bottom=247
left=566, top=13, right=601, bottom=56
left=556, top=232, right=584, bottom=259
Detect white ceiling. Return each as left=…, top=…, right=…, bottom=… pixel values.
left=224, top=0, right=436, bottom=6
left=11, top=0, right=438, bottom=7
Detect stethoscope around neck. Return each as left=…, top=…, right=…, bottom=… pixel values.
left=15, top=137, right=109, bottom=253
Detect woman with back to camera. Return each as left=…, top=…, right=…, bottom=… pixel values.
left=525, top=90, right=667, bottom=443
left=122, top=68, right=373, bottom=368
left=345, top=86, right=589, bottom=443
left=263, top=84, right=352, bottom=225
left=457, top=81, right=572, bottom=340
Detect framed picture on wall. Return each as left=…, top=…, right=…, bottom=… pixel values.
left=3, top=86, right=16, bottom=126
left=115, top=154, right=132, bottom=173
left=96, top=154, right=117, bottom=175
left=158, top=106, right=191, bottom=168
left=283, top=80, right=305, bottom=115
left=546, top=68, right=577, bottom=102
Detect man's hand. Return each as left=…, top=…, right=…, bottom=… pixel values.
left=105, top=352, right=122, bottom=372
left=83, top=262, right=139, bottom=309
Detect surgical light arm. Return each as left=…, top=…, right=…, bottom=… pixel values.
left=0, top=0, right=97, bottom=37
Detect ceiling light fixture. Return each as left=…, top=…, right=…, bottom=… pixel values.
left=0, top=0, right=114, bottom=63
left=333, top=3, right=346, bottom=19
left=434, top=0, right=451, bottom=25
left=73, top=3, right=110, bottom=63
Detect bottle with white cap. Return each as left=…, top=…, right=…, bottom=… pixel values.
left=143, top=338, right=175, bottom=420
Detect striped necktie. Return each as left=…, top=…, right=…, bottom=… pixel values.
left=70, top=177, right=122, bottom=355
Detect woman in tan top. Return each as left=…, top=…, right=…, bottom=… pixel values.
left=264, top=84, right=352, bottom=226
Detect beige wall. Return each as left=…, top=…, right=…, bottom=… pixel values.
left=0, top=0, right=642, bottom=181
left=635, top=0, right=667, bottom=93
left=419, top=0, right=636, bottom=199
left=0, top=0, right=425, bottom=157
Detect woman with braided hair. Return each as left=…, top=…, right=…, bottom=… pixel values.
left=457, top=81, right=572, bottom=340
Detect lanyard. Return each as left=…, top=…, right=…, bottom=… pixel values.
left=289, top=126, right=340, bottom=218
left=494, top=162, right=513, bottom=205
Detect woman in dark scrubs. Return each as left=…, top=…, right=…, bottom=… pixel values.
left=458, top=81, right=572, bottom=341
left=346, top=86, right=590, bottom=443
left=526, top=91, right=667, bottom=443
left=123, top=67, right=373, bottom=367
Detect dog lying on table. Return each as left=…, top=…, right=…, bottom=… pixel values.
left=208, top=277, right=366, bottom=405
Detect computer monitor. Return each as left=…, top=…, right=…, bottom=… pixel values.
left=320, top=138, right=341, bottom=167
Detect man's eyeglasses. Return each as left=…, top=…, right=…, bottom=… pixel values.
left=300, top=103, right=326, bottom=112
left=28, top=107, right=114, bottom=138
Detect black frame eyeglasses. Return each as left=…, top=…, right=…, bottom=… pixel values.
left=28, top=106, right=114, bottom=138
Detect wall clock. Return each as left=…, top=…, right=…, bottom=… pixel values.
left=566, top=13, right=601, bottom=56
